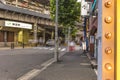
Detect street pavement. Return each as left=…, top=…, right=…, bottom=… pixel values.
left=0, top=46, right=97, bottom=80
left=33, top=50, right=97, bottom=80
left=0, top=47, right=55, bottom=80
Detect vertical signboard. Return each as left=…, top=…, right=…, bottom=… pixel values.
left=81, top=0, right=90, bottom=16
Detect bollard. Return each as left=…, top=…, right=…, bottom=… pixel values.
left=22, top=43, right=24, bottom=48
left=11, top=43, right=14, bottom=49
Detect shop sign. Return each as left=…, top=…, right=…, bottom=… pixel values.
left=90, top=36, right=94, bottom=43
left=5, top=21, right=32, bottom=29
left=81, top=0, right=90, bottom=16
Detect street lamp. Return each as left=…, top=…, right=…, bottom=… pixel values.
left=54, top=0, right=59, bottom=62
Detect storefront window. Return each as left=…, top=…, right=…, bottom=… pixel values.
left=0, top=31, right=4, bottom=42
left=7, top=31, right=14, bottom=42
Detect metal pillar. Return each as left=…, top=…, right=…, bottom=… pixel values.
left=54, top=0, right=59, bottom=62
left=34, top=23, right=38, bottom=46
left=82, top=17, right=87, bottom=52
left=67, top=27, right=71, bottom=52
left=51, top=31, right=54, bottom=39
left=4, top=31, right=7, bottom=46
left=98, top=0, right=115, bottom=80
left=83, top=17, right=87, bottom=41
left=43, top=30, right=46, bottom=45
left=116, top=0, right=120, bottom=80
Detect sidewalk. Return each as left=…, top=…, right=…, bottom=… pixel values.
left=33, top=50, right=97, bottom=80
left=0, top=46, right=32, bottom=50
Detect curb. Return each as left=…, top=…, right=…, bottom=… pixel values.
left=0, top=47, right=32, bottom=50
left=86, top=52, right=97, bottom=69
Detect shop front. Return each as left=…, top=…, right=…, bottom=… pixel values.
left=0, top=20, right=32, bottom=47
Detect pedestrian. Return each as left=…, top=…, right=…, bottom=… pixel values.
left=82, top=40, right=86, bottom=53
left=79, top=40, right=82, bottom=47
left=86, top=37, right=89, bottom=52
left=80, top=37, right=83, bottom=49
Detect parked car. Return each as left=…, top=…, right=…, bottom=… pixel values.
left=46, top=39, right=61, bottom=46
left=46, top=39, right=55, bottom=46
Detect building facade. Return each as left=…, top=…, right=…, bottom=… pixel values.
left=0, top=0, right=54, bottom=47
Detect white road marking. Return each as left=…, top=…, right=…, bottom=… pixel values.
left=49, top=48, right=54, bottom=50
left=17, top=58, right=55, bottom=80
left=17, top=49, right=67, bottom=80
left=80, top=63, right=91, bottom=66
left=58, top=48, right=61, bottom=50
left=86, top=53, right=98, bottom=76
left=94, top=69, right=98, bottom=75
left=43, top=47, right=48, bottom=49
left=61, top=48, right=66, bottom=51
left=41, top=58, right=54, bottom=66
left=17, top=69, right=42, bottom=80
left=33, top=47, right=66, bottom=52
left=33, top=47, right=42, bottom=49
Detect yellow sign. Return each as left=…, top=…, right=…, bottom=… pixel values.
left=117, top=0, right=120, bottom=80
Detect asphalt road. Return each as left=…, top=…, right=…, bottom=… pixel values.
left=0, top=47, right=58, bottom=80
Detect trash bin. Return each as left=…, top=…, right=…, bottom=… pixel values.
left=69, top=46, right=75, bottom=51
left=22, top=43, right=24, bottom=48
left=69, top=41, right=75, bottom=51
left=11, top=43, right=14, bottom=49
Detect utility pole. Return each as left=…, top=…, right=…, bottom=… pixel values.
left=67, top=27, right=71, bottom=52
left=83, top=17, right=86, bottom=41
left=54, top=0, right=59, bottom=62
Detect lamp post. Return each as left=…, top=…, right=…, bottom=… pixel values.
left=83, top=17, right=86, bottom=41
left=54, top=0, right=59, bottom=62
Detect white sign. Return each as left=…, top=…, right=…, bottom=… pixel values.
left=81, top=0, right=90, bottom=16
left=5, top=21, right=32, bottom=29
left=90, top=36, right=94, bottom=43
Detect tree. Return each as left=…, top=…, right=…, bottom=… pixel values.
left=50, top=0, right=80, bottom=35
